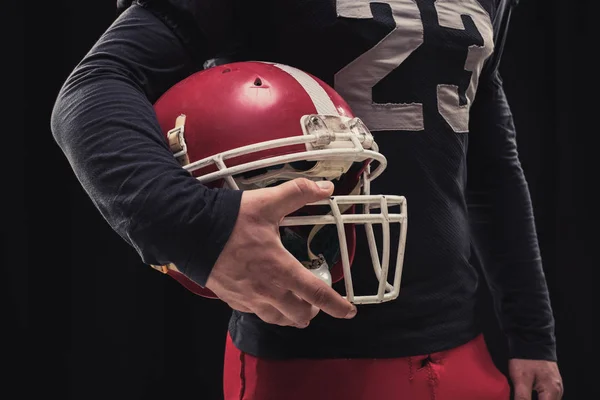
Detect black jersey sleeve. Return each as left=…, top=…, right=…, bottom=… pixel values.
left=467, top=70, right=557, bottom=361
left=50, top=4, right=242, bottom=287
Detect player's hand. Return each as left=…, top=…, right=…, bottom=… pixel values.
left=205, top=178, right=357, bottom=328
left=509, top=359, right=564, bottom=400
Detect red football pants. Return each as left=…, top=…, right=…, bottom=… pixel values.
left=223, top=333, right=510, bottom=400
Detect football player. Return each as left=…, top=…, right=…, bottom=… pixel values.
left=51, top=0, right=563, bottom=398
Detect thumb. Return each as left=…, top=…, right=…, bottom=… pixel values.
left=263, top=178, right=334, bottom=219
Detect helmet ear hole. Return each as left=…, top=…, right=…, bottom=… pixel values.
left=254, top=77, right=263, bottom=86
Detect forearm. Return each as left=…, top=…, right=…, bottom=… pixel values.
left=50, top=5, right=242, bottom=285
left=468, top=72, right=556, bottom=361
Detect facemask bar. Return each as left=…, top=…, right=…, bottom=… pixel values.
left=183, top=114, right=387, bottom=189
left=361, top=164, right=394, bottom=294
left=281, top=194, right=407, bottom=304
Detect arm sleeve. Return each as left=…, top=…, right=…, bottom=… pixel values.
left=467, top=70, right=557, bottom=361
left=50, top=4, right=242, bottom=286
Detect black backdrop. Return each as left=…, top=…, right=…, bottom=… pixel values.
left=12, top=0, right=595, bottom=399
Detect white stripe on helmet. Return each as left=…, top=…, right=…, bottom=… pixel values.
left=273, top=63, right=340, bottom=116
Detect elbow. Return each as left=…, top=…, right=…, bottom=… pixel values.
left=50, top=96, right=63, bottom=145
left=50, top=66, right=97, bottom=153
left=50, top=85, right=70, bottom=149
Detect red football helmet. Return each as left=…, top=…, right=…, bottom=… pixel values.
left=150, top=61, right=407, bottom=304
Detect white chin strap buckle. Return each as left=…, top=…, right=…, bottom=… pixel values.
left=306, top=255, right=332, bottom=287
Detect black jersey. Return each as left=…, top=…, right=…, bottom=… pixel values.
left=53, top=0, right=556, bottom=361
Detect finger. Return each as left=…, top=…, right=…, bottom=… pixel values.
left=536, top=389, right=562, bottom=400
left=285, top=263, right=357, bottom=319
left=514, top=382, right=532, bottom=400
left=535, top=380, right=564, bottom=400
left=510, top=362, right=534, bottom=400
left=263, top=178, right=334, bottom=219
left=512, top=373, right=533, bottom=400
left=270, top=290, right=320, bottom=327
left=536, top=392, right=554, bottom=400
left=252, top=303, right=298, bottom=327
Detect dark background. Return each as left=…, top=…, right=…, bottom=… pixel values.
left=12, top=0, right=594, bottom=399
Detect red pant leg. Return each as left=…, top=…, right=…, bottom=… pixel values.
left=223, top=333, right=510, bottom=400
left=424, top=334, right=511, bottom=399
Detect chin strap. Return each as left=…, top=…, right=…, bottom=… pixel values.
left=167, top=114, right=189, bottom=166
